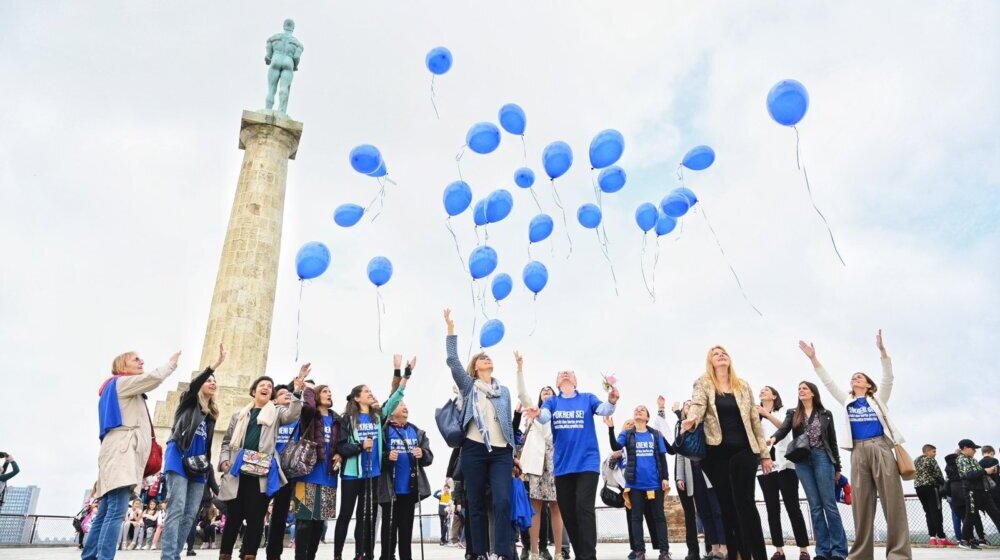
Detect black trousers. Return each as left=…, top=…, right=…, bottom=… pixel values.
left=629, top=488, right=669, bottom=553
left=439, top=505, right=449, bottom=544
left=554, top=472, right=599, bottom=560
left=963, top=489, right=1000, bottom=542
left=267, top=483, right=294, bottom=558
left=334, top=477, right=379, bottom=560
left=295, top=519, right=325, bottom=560
left=757, top=469, right=810, bottom=548
left=220, top=475, right=271, bottom=555
left=916, top=486, right=945, bottom=539
left=678, top=491, right=706, bottom=555
left=702, top=445, right=767, bottom=560
left=625, top=499, right=662, bottom=551
left=380, top=493, right=418, bottom=560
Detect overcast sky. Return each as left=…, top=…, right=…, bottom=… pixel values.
left=1, top=2, right=998, bottom=516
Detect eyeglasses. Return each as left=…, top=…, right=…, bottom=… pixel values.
left=558, top=370, right=575, bottom=375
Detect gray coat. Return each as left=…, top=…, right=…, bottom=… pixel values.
left=95, top=363, right=177, bottom=498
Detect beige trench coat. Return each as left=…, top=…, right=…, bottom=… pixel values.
left=95, top=363, right=177, bottom=498
left=217, top=396, right=302, bottom=500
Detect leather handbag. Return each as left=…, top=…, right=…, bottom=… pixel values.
left=239, top=450, right=273, bottom=477
left=280, top=424, right=319, bottom=479
left=183, top=455, right=211, bottom=476
left=784, top=433, right=811, bottom=463
left=871, top=398, right=915, bottom=480
left=675, top=422, right=707, bottom=461
left=435, top=397, right=465, bottom=448
left=600, top=482, right=625, bottom=509
left=142, top=400, right=162, bottom=477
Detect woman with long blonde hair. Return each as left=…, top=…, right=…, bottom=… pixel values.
left=682, top=346, right=771, bottom=560
left=159, top=344, right=226, bottom=560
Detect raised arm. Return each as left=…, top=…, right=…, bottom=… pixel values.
left=117, top=352, right=181, bottom=397
left=514, top=351, right=533, bottom=408
left=800, top=340, right=850, bottom=405
left=444, top=309, right=474, bottom=395
left=876, top=330, right=894, bottom=402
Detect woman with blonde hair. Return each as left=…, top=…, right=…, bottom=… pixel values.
left=84, top=348, right=181, bottom=560
left=681, top=346, right=771, bottom=560
left=801, top=330, right=911, bottom=560
left=159, top=344, right=226, bottom=560
left=444, top=309, right=531, bottom=560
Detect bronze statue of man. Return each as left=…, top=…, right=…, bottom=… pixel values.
left=265, top=19, right=303, bottom=115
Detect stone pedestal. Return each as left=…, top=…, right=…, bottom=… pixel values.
left=153, top=110, right=303, bottom=456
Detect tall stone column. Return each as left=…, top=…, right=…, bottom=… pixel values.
left=154, top=110, right=302, bottom=446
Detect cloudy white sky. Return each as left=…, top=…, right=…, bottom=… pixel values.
left=1, top=2, right=998, bottom=516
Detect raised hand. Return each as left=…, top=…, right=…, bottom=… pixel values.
left=608, top=386, right=620, bottom=405
left=211, top=344, right=227, bottom=371
left=657, top=395, right=666, bottom=409
left=798, top=340, right=816, bottom=359
left=443, top=308, right=455, bottom=334
left=407, top=356, right=417, bottom=371
left=671, top=401, right=682, bottom=413
left=514, top=351, right=523, bottom=371
left=876, top=329, right=887, bottom=356
left=602, top=416, right=614, bottom=428
left=169, top=350, right=182, bottom=367
left=393, top=354, right=403, bottom=369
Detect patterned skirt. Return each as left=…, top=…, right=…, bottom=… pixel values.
left=293, top=482, right=338, bottom=521
left=527, top=443, right=557, bottom=502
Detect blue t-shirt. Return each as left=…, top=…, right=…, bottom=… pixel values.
left=344, top=413, right=382, bottom=480
left=543, top=392, right=602, bottom=476
left=847, top=398, right=884, bottom=441
left=301, top=415, right=338, bottom=487
left=275, top=420, right=300, bottom=454
left=617, top=431, right=667, bottom=491
left=164, top=420, right=208, bottom=483
left=388, top=424, right=419, bottom=495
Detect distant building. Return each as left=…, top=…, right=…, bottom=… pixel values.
left=0, top=485, right=40, bottom=544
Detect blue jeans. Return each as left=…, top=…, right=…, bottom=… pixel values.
left=795, top=448, right=848, bottom=559
left=461, top=439, right=515, bottom=559
left=160, top=471, right=205, bottom=560
left=82, top=486, right=131, bottom=560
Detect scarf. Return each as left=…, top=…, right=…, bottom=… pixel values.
left=97, top=373, right=142, bottom=441
left=228, top=400, right=279, bottom=452
left=472, top=379, right=502, bottom=451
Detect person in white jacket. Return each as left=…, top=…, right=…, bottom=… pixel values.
left=516, top=380, right=564, bottom=560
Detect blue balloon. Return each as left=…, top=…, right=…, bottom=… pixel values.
left=350, top=144, right=382, bottom=175
left=296, top=242, right=331, bottom=280
left=655, top=213, right=677, bottom=237
left=675, top=187, right=699, bottom=206
left=367, top=159, right=387, bottom=178
left=472, top=199, right=488, bottom=226
left=467, top=122, right=501, bottom=155
left=479, top=318, right=505, bottom=348
left=498, top=103, right=526, bottom=135
left=682, top=145, right=716, bottom=171
left=491, top=273, right=513, bottom=301
left=522, top=261, right=549, bottom=294
left=514, top=167, right=535, bottom=189
left=589, top=129, right=624, bottom=169
left=426, top=46, right=453, bottom=75
left=528, top=213, right=554, bottom=243
left=366, top=256, right=393, bottom=287
left=486, top=189, right=514, bottom=223
left=443, top=181, right=473, bottom=217
left=469, top=246, right=498, bottom=280
left=767, top=79, right=809, bottom=126
left=542, top=141, right=573, bottom=180
left=661, top=191, right=691, bottom=218
left=577, top=203, right=602, bottom=229
left=635, top=203, right=658, bottom=232
left=333, top=203, right=365, bottom=227
left=598, top=166, right=626, bottom=193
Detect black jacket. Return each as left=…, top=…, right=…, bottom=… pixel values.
left=167, top=367, right=218, bottom=458
left=620, top=427, right=670, bottom=487
left=944, top=453, right=967, bottom=505
left=772, top=408, right=842, bottom=472
left=377, top=422, right=434, bottom=503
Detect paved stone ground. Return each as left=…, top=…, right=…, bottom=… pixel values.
left=7, top=543, right=986, bottom=560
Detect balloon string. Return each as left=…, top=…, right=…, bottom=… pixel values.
left=295, top=279, right=304, bottom=361
left=445, top=217, right=466, bottom=273
left=596, top=229, right=619, bottom=296
left=467, top=280, right=477, bottom=360
left=675, top=217, right=685, bottom=243
left=430, top=75, right=440, bottom=120
left=676, top=164, right=685, bottom=186
left=478, top=282, right=490, bottom=321
left=794, top=126, right=846, bottom=266
left=528, top=242, right=533, bottom=261
left=455, top=146, right=466, bottom=181
left=639, top=234, right=655, bottom=301
left=698, top=204, right=763, bottom=316
left=474, top=225, right=481, bottom=246
left=520, top=135, right=527, bottom=162
left=592, top=171, right=610, bottom=246
left=364, top=179, right=387, bottom=222
left=529, top=188, right=543, bottom=213
left=375, top=288, right=386, bottom=352
left=652, top=235, right=661, bottom=291
left=529, top=295, right=538, bottom=337
left=550, top=180, right=573, bottom=258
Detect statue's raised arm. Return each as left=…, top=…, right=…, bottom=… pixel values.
left=264, top=19, right=303, bottom=115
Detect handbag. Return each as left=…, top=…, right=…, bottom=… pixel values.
left=142, top=399, right=163, bottom=477
left=279, top=423, right=319, bottom=479
left=183, top=455, right=211, bottom=476
left=784, top=433, right=811, bottom=463
left=435, top=397, right=466, bottom=448
left=871, top=398, right=915, bottom=480
left=674, top=422, right=706, bottom=461
left=239, top=450, right=273, bottom=477
left=600, top=481, right=625, bottom=508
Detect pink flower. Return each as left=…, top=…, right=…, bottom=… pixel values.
left=606, top=374, right=618, bottom=386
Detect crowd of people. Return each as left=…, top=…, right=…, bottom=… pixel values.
left=79, top=322, right=999, bottom=560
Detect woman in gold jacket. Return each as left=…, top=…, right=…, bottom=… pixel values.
left=682, top=346, right=773, bottom=560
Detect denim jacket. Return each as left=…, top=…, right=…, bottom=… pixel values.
left=445, top=335, right=514, bottom=448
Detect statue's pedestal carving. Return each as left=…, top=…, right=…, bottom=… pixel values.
left=153, top=109, right=303, bottom=453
